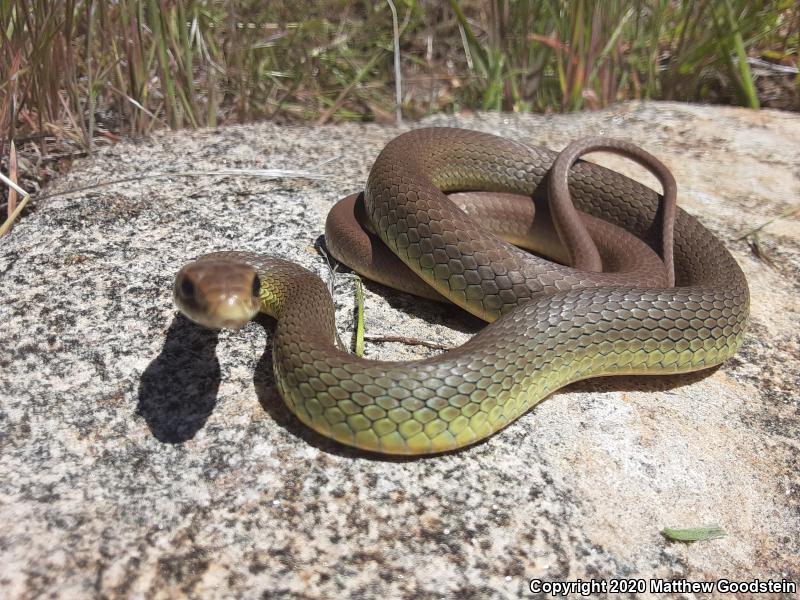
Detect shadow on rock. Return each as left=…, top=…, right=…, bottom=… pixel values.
left=314, top=233, right=484, bottom=336
left=568, top=365, right=721, bottom=395
left=366, top=278, right=484, bottom=335
left=137, top=314, right=221, bottom=443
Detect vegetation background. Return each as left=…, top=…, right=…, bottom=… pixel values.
left=1, top=0, right=798, bottom=230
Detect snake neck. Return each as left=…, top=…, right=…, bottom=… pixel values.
left=253, top=257, right=333, bottom=321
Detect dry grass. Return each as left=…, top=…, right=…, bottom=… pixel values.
left=1, top=0, right=798, bottom=227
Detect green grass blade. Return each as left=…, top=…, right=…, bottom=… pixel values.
left=662, top=526, right=727, bottom=542
left=720, top=0, right=760, bottom=109
left=447, top=0, right=489, bottom=75
left=354, top=276, right=365, bottom=357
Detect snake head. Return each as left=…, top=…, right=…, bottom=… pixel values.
left=173, top=258, right=262, bottom=330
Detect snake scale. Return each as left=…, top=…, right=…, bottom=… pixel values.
left=174, top=128, right=749, bottom=455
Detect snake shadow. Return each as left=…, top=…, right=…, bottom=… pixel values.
left=314, top=234, right=485, bottom=337
left=136, top=314, right=221, bottom=443
left=136, top=314, right=719, bottom=457
left=137, top=254, right=720, bottom=455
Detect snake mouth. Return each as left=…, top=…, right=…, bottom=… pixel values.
left=182, top=311, right=253, bottom=331
left=209, top=296, right=260, bottom=330
left=173, top=259, right=262, bottom=330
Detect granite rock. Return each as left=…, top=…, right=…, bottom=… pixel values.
left=1, top=102, right=798, bottom=598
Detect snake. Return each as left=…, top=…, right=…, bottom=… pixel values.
left=174, top=128, right=749, bottom=455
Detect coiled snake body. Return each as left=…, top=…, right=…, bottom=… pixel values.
left=174, top=128, right=749, bottom=455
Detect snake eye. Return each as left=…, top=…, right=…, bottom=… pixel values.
left=251, top=275, right=261, bottom=298
left=180, top=277, right=195, bottom=298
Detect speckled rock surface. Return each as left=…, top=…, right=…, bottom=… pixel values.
left=1, top=102, right=798, bottom=598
